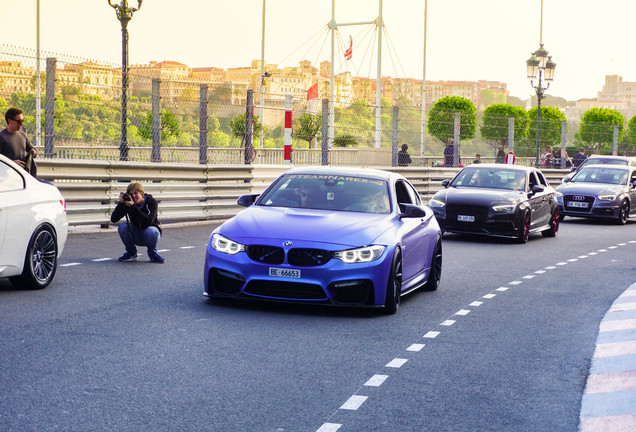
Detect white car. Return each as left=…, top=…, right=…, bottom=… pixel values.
left=0, top=154, right=67, bottom=289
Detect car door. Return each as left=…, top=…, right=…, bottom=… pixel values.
left=395, top=180, right=430, bottom=287
left=527, top=170, right=550, bottom=228
left=629, top=169, right=636, bottom=214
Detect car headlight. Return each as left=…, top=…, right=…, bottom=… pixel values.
left=491, top=204, right=516, bottom=214
left=211, top=233, right=245, bottom=255
left=598, top=194, right=617, bottom=201
left=334, top=245, right=385, bottom=263
left=429, top=198, right=446, bottom=208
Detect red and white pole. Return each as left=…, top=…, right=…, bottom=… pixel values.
left=284, top=94, right=292, bottom=165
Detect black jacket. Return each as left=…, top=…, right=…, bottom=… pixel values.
left=111, top=193, right=161, bottom=233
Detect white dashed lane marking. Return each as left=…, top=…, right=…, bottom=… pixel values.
left=364, top=375, right=389, bottom=387
left=406, top=344, right=425, bottom=352
left=92, top=257, right=113, bottom=262
left=340, top=395, right=367, bottom=410
left=386, top=358, right=408, bottom=368
left=315, top=240, right=635, bottom=432
left=60, top=262, right=81, bottom=267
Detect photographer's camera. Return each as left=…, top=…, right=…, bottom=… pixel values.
left=123, top=193, right=131, bottom=201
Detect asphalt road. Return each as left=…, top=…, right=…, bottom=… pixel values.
left=1, top=218, right=635, bottom=432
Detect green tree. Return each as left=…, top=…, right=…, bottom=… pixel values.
left=580, top=107, right=625, bottom=154
left=427, top=96, right=477, bottom=145
left=293, top=113, right=322, bottom=148
left=527, top=106, right=566, bottom=152
left=626, top=115, right=636, bottom=155
left=480, top=104, right=529, bottom=153
left=138, top=109, right=180, bottom=141
left=229, top=113, right=262, bottom=140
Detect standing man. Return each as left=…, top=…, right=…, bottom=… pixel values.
left=572, top=147, right=587, bottom=169
left=397, top=143, right=412, bottom=167
left=0, top=107, right=37, bottom=176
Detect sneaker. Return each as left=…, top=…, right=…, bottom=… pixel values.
left=118, top=252, right=138, bottom=262
left=149, top=253, right=165, bottom=264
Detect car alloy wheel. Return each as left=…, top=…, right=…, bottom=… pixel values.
left=517, top=211, right=531, bottom=244
left=384, top=248, right=402, bottom=314
left=10, top=225, right=58, bottom=290
left=617, top=199, right=629, bottom=225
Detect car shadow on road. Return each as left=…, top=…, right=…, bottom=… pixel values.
left=202, top=296, right=397, bottom=319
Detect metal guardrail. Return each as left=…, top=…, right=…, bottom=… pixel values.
left=38, top=160, right=253, bottom=227
left=37, top=160, right=570, bottom=227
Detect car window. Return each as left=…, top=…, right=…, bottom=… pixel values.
left=535, top=170, right=549, bottom=187
left=396, top=180, right=416, bottom=205
left=631, top=171, right=636, bottom=184
left=0, top=160, right=25, bottom=192
left=451, top=167, right=525, bottom=191
left=572, top=167, right=629, bottom=185
left=528, top=172, right=538, bottom=189
left=258, top=173, right=390, bottom=213
left=404, top=181, right=422, bottom=206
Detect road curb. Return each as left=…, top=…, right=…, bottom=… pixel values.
left=579, top=282, right=636, bottom=431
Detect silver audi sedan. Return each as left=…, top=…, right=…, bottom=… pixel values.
left=556, top=164, right=636, bottom=224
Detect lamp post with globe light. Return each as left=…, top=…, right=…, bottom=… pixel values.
left=108, top=0, right=142, bottom=161
left=526, top=44, right=556, bottom=167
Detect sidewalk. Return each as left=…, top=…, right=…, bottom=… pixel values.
left=579, top=282, right=636, bottom=431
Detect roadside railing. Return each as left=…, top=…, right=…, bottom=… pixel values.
left=37, top=159, right=570, bottom=227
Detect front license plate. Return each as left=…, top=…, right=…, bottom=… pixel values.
left=269, top=267, right=301, bottom=278
left=566, top=201, right=588, bottom=208
left=457, top=214, right=475, bottom=222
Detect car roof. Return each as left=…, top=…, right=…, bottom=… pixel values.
left=283, top=166, right=400, bottom=181
left=461, top=163, right=534, bottom=172
left=577, top=164, right=633, bottom=171
left=586, top=155, right=636, bottom=162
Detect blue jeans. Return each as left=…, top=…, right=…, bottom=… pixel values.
left=118, top=222, right=161, bottom=257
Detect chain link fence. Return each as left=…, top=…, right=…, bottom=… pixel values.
left=1, top=44, right=634, bottom=167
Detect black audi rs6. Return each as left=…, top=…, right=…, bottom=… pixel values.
left=429, top=164, right=559, bottom=243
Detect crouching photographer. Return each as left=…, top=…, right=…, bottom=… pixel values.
left=111, top=182, right=165, bottom=263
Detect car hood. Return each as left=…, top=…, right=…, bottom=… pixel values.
left=217, top=206, right=394, bottom=248
left=433, top=187, right=525, bottom=206
left=556, top=182, right=626, bottom=195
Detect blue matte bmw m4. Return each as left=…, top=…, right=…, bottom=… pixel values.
left=203, top=167, right=442, bottom=314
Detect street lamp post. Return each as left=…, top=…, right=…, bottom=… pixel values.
left=526, top=44, right=556, bottom=167
left=108, top=0, right=142, bottom=161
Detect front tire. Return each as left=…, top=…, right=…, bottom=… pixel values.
left=616, top=199, right=629, bottom=225
left=384, top=248, right=402, bottom=314
left=517, top=211, right=531, bottom=244
left=9, top=225, right=58, bottom=290
left=422, top=237, right=442, bottom=291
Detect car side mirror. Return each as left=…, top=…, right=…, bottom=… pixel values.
left=237, top=194, right=259, bottom=207
left=563, top=177, right=571, bottom=183
left=531, top=185, right=544, bottom=194
left=399, top=203, right=427, bottom=219
left=441, top=179, right=450, bottom=188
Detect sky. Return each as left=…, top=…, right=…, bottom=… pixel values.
left=1, top=0, right=635, bottom=102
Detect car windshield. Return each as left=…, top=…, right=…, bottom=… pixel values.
left=258, top=173, right=391, bottom=213
left=571, top=167, right=628, bottom=185
left=450, top=167, right=526, bottom=191
left=580, top=158, right=628, bottom=169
